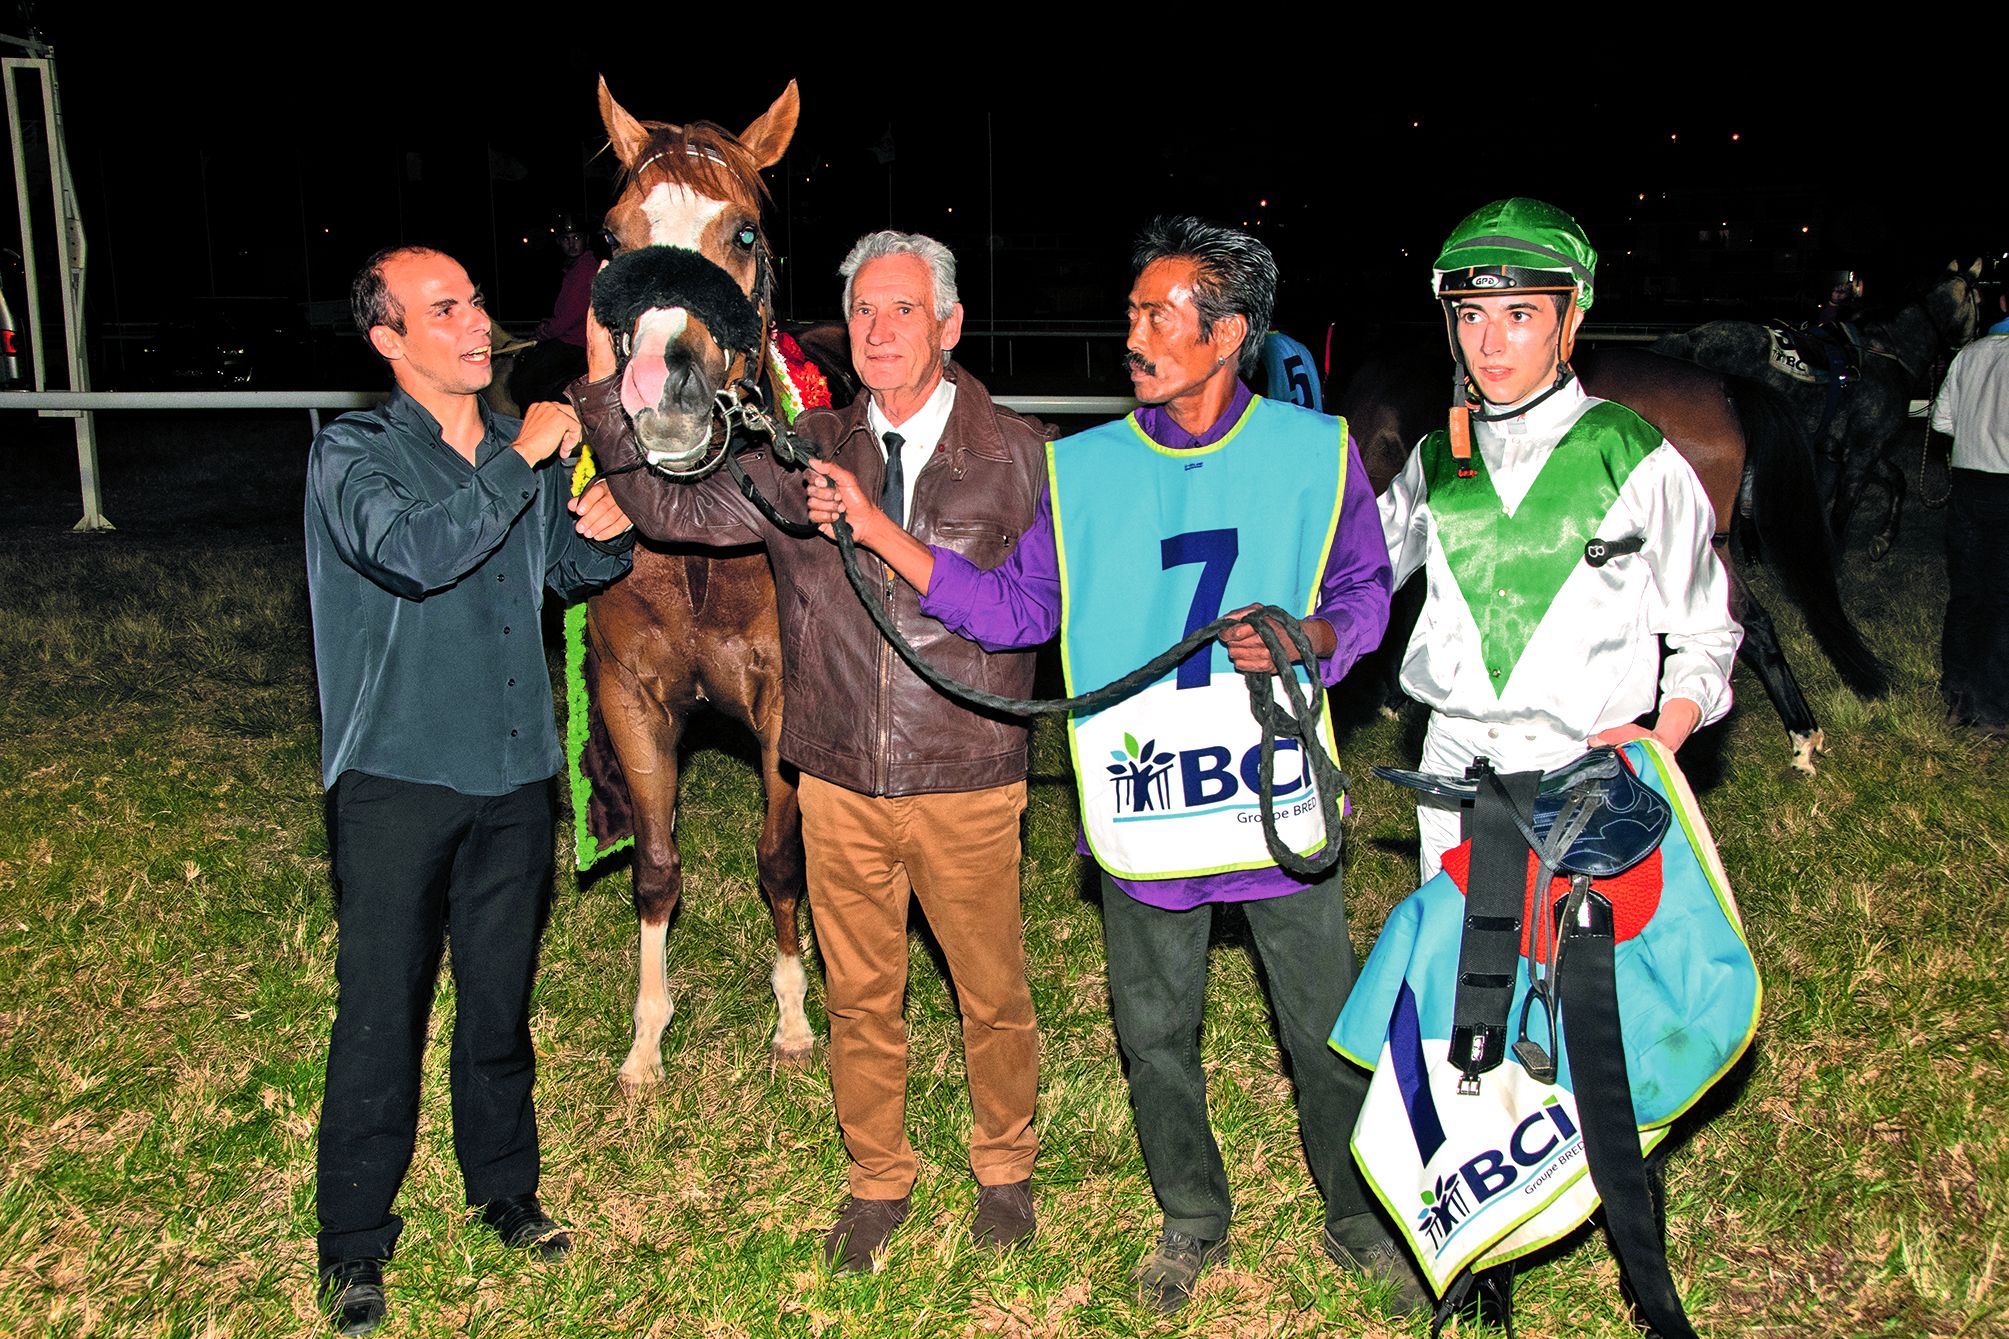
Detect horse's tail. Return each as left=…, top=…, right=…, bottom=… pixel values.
left=1728, top=374, right=1890, bottom=698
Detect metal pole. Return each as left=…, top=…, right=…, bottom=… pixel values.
left=485, top=140, right=500, bottom=310
left=4, top=59, right=45, bottom=391
left=297, top=161, right=314, bottom=307
left=987, top=112, right=995, bottom=369
left=41, top=52, right=108, bottom=530
left=199, top=148, right=215, bottom=297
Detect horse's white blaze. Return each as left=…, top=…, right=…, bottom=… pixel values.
left=771, top=951, right=812, bottom=1058
left=635, top=306, right=689, bottom=346
left=620, top=919, right=673, bottom=1087
left=640, top=181, right=728, bottom=249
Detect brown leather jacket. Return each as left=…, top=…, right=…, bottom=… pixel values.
left=574, top=363, right=1051, bottom=796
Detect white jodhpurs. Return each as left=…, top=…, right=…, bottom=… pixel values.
left=1414, top=713, right=1594, bottom=881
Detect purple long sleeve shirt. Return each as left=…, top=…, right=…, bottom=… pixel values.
left=920, top=382, right=1393, bottom=909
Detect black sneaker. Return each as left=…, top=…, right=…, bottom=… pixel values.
left=477, top=1193, right=574, bottom=1261
left=316, top=1259, right=387, bottom=1337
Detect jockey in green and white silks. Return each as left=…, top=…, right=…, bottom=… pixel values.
left=1379, top=199, right=1741, bottom=878
left=1050, top=395, right=1348, bottom=878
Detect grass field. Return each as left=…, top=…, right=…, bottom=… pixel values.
left=0, top=413, right=2004, bottom=1337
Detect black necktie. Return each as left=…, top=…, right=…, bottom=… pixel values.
left=880, top=431, right=905, bottom=527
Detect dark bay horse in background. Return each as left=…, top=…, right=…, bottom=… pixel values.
left=583, top=79, right=812, bottom=1088
left=1341, top=345, right=1888, bottom=774
left=1653, top=261, right=1984, bottom=558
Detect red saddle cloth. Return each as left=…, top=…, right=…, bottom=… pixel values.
left=1438, top=843, right=1664, bottom=954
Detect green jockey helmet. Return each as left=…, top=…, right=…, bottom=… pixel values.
left=1433, top=199, right=1598, bottom=430
left=1432, top=198, right=1598, bottom=312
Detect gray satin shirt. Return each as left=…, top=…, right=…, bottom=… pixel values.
left=305, top=385, right=631, bottom=793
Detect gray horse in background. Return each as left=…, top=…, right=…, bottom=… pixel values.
left=1653, top=260, right=1983, bottom=559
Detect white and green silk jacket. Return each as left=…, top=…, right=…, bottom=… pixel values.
left=1379, top=378, right=1740, bottom=744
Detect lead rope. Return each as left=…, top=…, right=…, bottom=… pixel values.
left=1919, top=379, right=1952, bottom=511
left=833, top=515, right=1348, bottom=876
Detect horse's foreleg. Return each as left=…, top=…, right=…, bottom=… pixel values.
left=596, top=651, right=688, bottom=1092
left=620, top=751, right=685, bottom=1090
left=1869, top=452, right=1906, bottom=562
left=1733, top=580, right=1824, bottom=774
left=623, top=915, right=673, bottom=1090
left=755, top=722, right=812, bottom=1068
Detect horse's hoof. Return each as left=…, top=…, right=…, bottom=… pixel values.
left=770, top=1038, right=818, bottom=1072
left=1869, top=537, right=1891, bottom=562
left=1379, top=704, right=1401, bottom=723
left=1789, top=730, right=1825, bottom=775
left=615, top=1064, right=664, bottom=1097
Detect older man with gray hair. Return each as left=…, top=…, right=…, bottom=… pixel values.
left=574, top=229, right=1051, bottom=1274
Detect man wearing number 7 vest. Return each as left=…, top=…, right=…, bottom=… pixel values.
left=1378, top=199, right=1741, bottom=881
left=806, top=216, right=1402, bottom=1313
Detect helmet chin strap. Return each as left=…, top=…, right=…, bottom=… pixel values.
left=1441, top=299, right=1579, bottom=457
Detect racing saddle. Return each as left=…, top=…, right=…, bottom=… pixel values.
left=1337, top=742, right=1759, bottom=1339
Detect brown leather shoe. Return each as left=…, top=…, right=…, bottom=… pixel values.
left=969, top=1179, right=1035, bottom=1251
left=822, top=1194, right=910, bottom=1274
left=1130, top=1229, right=1229, bottom=1312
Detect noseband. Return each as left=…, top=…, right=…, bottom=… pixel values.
left=590, top=240, right=808, bottom=479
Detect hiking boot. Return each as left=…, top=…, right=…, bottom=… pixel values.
left=1129, top=1228, right=1229, bottom=1313
left=969, top=1179, right=1035, bottom=1251
left=1322, top=1223, right=1432, bottom=1317
left=822, top=1194, right=910, bottom=1274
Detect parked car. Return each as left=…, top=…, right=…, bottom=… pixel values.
left=139, top=296, right=310, bottom=389
left=0, top=249, right=25, bottom=389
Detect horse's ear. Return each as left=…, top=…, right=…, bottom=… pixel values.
left=1947, top=259, right=1962, bottom=275
left=598, top=76, right=654, bottom=168
left=738, top=81, right=800, bottom=170
left=1968, top=257, right=1985, bottom=279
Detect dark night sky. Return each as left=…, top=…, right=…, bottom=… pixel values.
left=13, top=10, right=2005, bottom=385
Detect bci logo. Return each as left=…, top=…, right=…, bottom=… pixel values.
left=1415, top=1098, right=1581, bottom=1249
left=1107, top=733, right=1307, bottom=815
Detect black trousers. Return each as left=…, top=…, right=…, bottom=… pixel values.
left=316, top=772, right=555, bottom=1269
left=1944, top=468, right=2009, bottom=729
left=1100, top=871, right=1376, bottom=1241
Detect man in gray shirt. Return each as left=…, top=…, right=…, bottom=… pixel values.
left=305, top=245, right=632, bottom=1335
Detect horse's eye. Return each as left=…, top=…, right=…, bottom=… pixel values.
left=602, top=229, right=621, bottom=256
left=735, top=224, right=758, bottom=251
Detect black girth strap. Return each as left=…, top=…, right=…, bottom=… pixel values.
left=1448, top=760, right=1541, bottom=1092
left=1559, top=890, right=1702, bottom=1339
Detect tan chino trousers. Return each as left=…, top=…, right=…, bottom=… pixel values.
left=799, top=773, right=1038, bottom=1199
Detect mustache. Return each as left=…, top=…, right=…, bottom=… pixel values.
left=1125, top=351, right=1156, bottom=377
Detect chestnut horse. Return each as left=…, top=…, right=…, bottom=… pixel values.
left=582, top=80, right=811, bottom=1087
left=1341, top=345, right=1888, bottom=774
